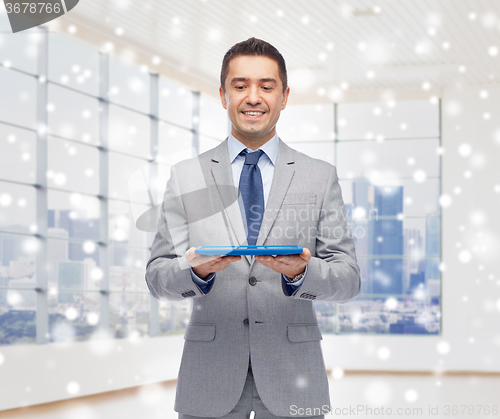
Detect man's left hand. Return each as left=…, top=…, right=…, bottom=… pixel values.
left=255, top=248, right=311, bottom=278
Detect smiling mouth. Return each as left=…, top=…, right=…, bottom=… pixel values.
left=242, top=111, right=265, bottom=116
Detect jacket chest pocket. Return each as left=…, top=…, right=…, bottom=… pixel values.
left=282, top=193, right=316, bottom=205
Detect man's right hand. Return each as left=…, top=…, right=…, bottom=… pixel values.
left=185, top=247, right=241, bottom=279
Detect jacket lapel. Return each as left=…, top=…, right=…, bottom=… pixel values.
left=256, top=139, right=295, bottom=247
left=210, top=139, right=251, bottom=265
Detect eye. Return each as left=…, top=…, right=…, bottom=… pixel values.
left=235, top=85, right=245, bottom=90
left=262, top=86, right=272, bottom=91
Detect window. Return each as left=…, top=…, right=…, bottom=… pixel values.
left=0, top=29, right=441, bottom=346
left=324, top=100, right=441, bottom=335
left=47, top=84, right=99, bottom=144
left=277, top=104, right=335, bottom=164
left=277, top=101, right=441, bottom=335
left=0, top=67, right=36, bottom=128
left=0, top=30, right=196, bottom=345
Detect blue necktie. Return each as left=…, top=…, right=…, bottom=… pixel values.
left=239, top=149, right=265, bottom=246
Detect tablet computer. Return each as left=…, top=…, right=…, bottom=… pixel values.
left=195, top=245, right=303, bottom=256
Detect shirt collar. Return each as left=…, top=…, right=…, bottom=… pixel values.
left=227, top=132, right=279, bottom=166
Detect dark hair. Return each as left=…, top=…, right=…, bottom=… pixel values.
left=220, top=37, right=288, bottom=93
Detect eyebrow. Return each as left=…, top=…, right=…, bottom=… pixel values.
left=230, top=77, right=278, bottom=85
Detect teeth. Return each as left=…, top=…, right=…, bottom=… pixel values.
left=243, top=111, right=264, bottom=115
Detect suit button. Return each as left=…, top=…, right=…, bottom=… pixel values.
left=249, top=277, right=257, bottom=286
left=243, top=318, right=249, bottom=326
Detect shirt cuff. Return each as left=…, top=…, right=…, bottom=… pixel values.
left=190, top=269, right=215, bottom=294
left=282, top=265, right=307, bottom=296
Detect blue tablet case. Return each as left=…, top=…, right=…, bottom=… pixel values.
left=195, top=245, right=303, bottom=256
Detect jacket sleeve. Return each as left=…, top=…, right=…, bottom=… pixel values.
left=145, top=165, right=210, bottom=301
left=290, top=165, right=361, bottom=303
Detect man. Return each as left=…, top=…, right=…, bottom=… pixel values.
left=145, top=38, right=360, bottom=418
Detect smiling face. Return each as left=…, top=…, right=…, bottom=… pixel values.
left=219, top=55, right=290, bottom=149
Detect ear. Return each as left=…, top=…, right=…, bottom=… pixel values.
left=219, top=86, right=227, bottom=110
left=281, top=86, right=290, bottom=110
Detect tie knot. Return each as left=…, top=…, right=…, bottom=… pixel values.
left=240, top=149, right=264, bottom=166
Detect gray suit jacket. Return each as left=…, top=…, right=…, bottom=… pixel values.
left=145, top=138, right=361, bottom=417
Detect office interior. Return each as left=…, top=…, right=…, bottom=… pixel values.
left=0, top=0, right=499, bottom=418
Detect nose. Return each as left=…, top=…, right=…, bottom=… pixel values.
left=245, top=85, right=261, bottom=105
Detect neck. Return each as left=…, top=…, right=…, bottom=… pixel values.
left=232, top=129, right=275, bottom=150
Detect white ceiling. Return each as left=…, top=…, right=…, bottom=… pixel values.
left=56, top=0, right=500, bottom=103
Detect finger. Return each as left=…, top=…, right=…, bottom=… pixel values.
left=213, top=256, right=240, bottom=267
left=189, top=248, right=225, bottom=261
left=299, top=248, right=311, bottom=263
left=257, top=256, right=280, bottom=269
left=276, top=255, right=300, bottom=266
left=254, top=255, right=269, bottom=266
left=187, top=248, right=213, bottom=264
left=269, top=256, right=303, bottom=271
left=276, top=258, right=289, bottom=267
left=209, top=255, right=241, bottom=270
left=185, top=247, right=196, bottom=262
left=191, top=255, right=221, bottom=268
left=198, top=252, right=238, bottom=263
